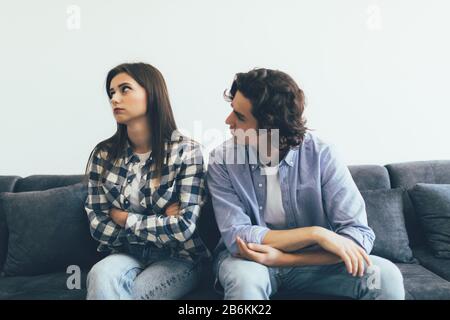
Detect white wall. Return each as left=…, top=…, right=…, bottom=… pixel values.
left=1, top=0, right=449, bottom=176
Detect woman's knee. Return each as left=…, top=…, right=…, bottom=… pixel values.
left=87, top=258, right=113, bottom=286
left=131, top=259, right=201, bottom=300
left=86, top=254, right=142, bottom=298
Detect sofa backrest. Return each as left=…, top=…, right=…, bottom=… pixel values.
left=0, top=165, right=398, bottom=272
left=13, top=175, right=85, bottom=192
left=348, top=165, right=391, bottom=191
left=0, top=176, right=21, bottom=194
left=385, top=160, right=450, bottom=248
left=0, top=174, right=219, bottom=272
left=2, top=161, right=446, bottom=271
left=386, top=160, right=450, bottom=189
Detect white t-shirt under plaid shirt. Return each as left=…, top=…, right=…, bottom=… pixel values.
left=129, top=150, right=151, bottom=214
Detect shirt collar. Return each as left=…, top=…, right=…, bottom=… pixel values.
left=123, top=130, right=183, bottom=166
left=123, top=139, right=153, bottom=166
left=249, top=145, right=298, bottom=172
left=123, top=139, right=139, bottom=166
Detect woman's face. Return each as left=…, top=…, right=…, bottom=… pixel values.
left=109, top=72, right=147, bottom=124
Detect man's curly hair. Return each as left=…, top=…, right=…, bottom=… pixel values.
left=224, top=68, right=308, bottom=150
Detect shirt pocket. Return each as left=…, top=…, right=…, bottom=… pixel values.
left=101, top=178, right=125, bottom=209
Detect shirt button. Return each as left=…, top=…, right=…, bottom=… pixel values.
left=124, top=199, right=129, bottom=205
left=127, top=178, right=132, bottom=183
left=258, top=183, right=262, bottom=187
left=259, top=206, right=263, bottom=210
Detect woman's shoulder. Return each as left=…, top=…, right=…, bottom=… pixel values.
left=90, top=146, right=110, bottom=163
left=167, top=132, right=204, bottom=163
left=169, top=131, right=202, bottom=151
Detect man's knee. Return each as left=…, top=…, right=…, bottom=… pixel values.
left=366, top=256, right=405, bottom=300
left=218, top=255, right=272, bottom=299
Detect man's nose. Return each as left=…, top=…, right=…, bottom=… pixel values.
left=225, top=112, right=234, bottom=125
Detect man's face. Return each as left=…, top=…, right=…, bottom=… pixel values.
left=225, top=90, right=258, bottom=145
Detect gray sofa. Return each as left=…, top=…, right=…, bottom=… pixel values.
left=1, top=160, right=450, bottom=300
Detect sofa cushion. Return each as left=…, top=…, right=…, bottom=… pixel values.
left=386, top=160, right=450, bottom=248
left=413, top=246, right=450, bottom=282
left=396, top=263, right=450, bottom=300
left=409, top=183, right=450, bottom=258
left=0, top=183, right=103, bottom=277
left=0, top=271, right=87, bottom=300
left=360, top=188, right=416, bottom=263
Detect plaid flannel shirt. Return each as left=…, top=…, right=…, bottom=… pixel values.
left=85, top=131, right=210, bottom=262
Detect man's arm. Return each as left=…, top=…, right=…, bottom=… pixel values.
left=238, top=236, right=341, bottom=266
left=237, top=236, right=372, bottom=277
left=207, top=150, right=271, bottom=255
left=320, top=144, right=376, bottom=254
left=281, top=248, right=343, bottom=266
left=261, top=227, right=320, bottom=252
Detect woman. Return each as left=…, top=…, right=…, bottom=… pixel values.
left=84, top=62, right=209, bottom=299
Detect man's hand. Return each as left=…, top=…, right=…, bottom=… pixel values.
left=165, top=202, right=181, bottom=216
left=315, top=227, right=372, bottom=277
left=235, top=236, right=286, bottom=267
left=109, top=207, right=128, bottom=227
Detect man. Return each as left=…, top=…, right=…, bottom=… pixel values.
left=206, top=68, right=405, bottom=300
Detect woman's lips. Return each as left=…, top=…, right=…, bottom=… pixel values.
left=114, top=108, right=125, bottom=114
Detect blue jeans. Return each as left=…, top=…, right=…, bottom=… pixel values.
left=213, top=250, right=405, bottom=300
left=86, top=246, right=202, bottom=300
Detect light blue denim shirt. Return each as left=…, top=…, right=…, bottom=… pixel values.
left=206, top=132, right=375, bottom=256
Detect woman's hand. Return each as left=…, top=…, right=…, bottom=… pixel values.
left=165, top=202, right=181, bottom=216
left=109, top=207, right=128, bottom=227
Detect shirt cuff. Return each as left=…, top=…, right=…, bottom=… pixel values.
left=338, top=229, right=371, bottom=254
left=247, top=225, right=270, bottom=244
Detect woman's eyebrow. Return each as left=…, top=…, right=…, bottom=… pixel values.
left=109, top=82, right=132, bottom=92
